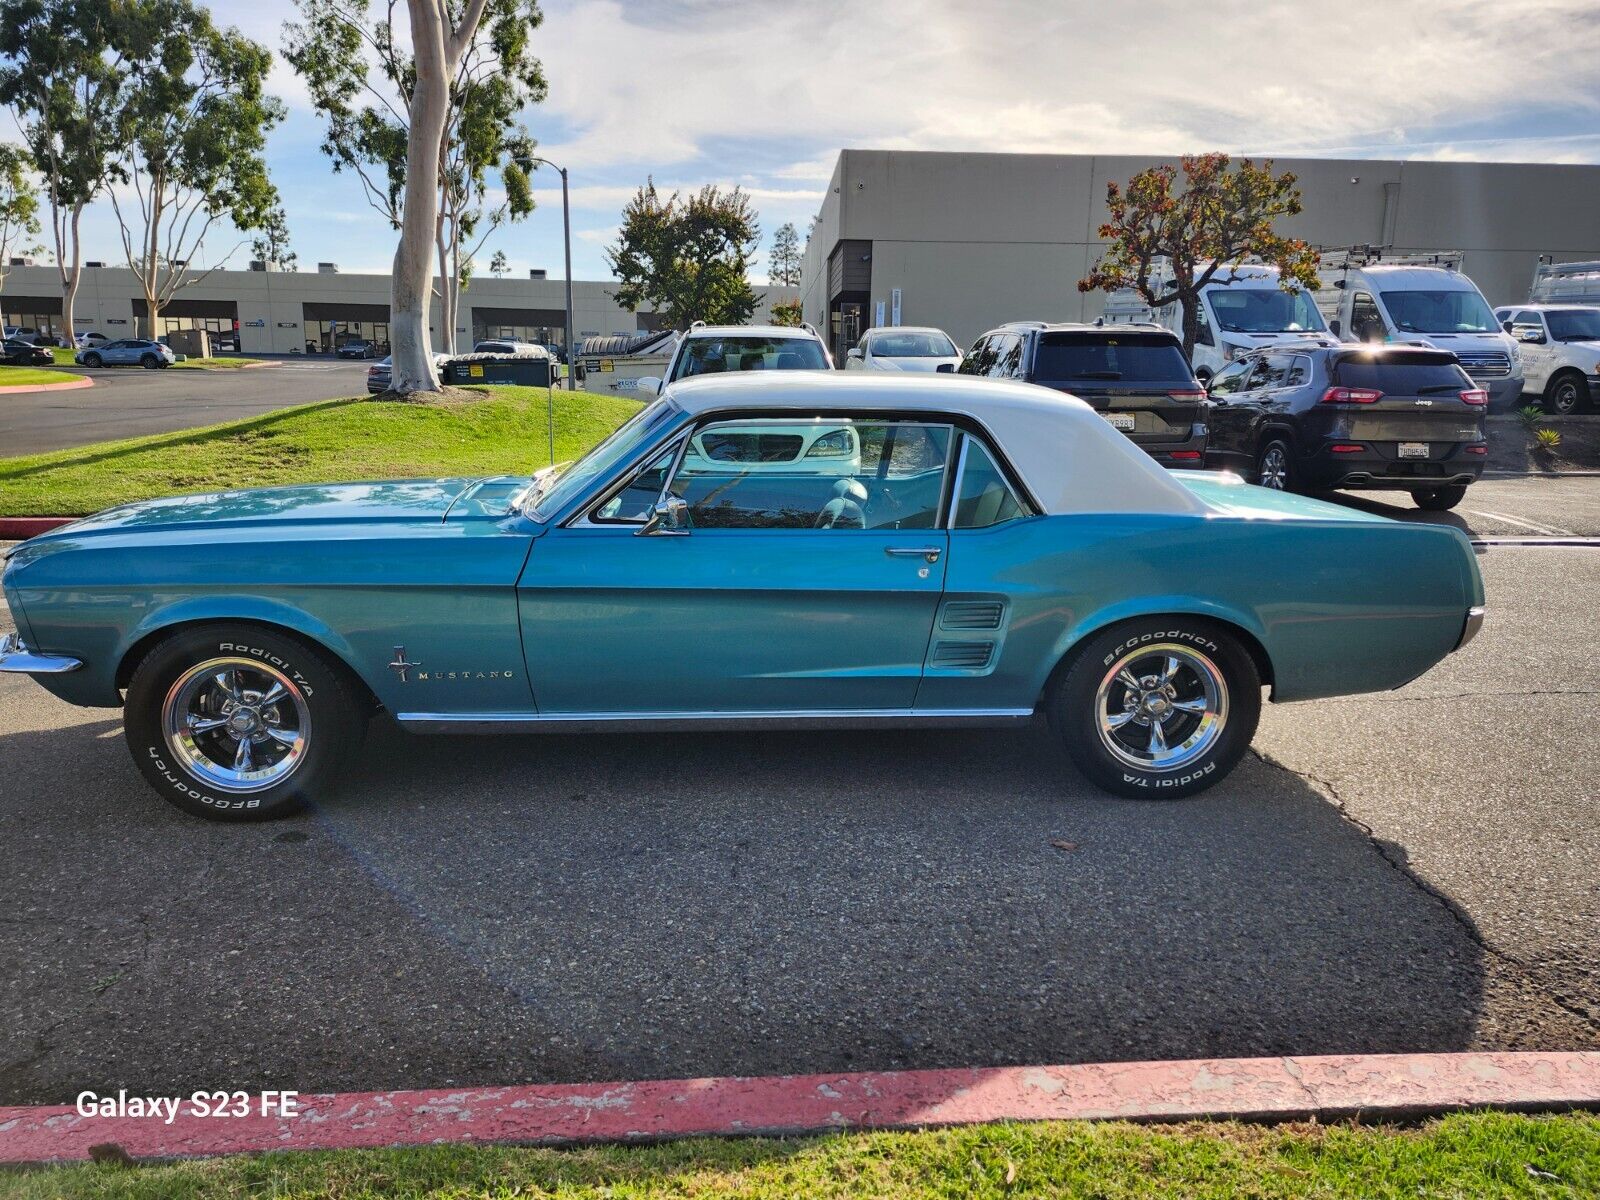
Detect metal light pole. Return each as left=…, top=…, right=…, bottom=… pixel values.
left=532, top=156, right=576, bottom=466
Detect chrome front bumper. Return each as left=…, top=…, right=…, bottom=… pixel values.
left=0, top=631, right=82, bottom=674
left=1455, top=605, right=1487, bottom=651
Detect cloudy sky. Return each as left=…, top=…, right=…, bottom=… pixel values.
left=12, top=0, right=1600, bottom=282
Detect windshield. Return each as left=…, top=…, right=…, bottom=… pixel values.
left=1380, top=288, right=1498, bottom=334
left=527, top=399, right=677, bottom=518
left=869, top=331, right=957, bottom=357
left=669, top=336, right=828, bottom=380
left=1547, top=309, right=1600, bottom=341
left=1207, top=287, right=1326, bottom=333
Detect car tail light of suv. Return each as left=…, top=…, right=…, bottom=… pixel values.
left=1459, top=388, right=1488, bottom=406
left=1320, top=387, right=1383, bottom=405
left=1167, top=389, right=1206, bottom=401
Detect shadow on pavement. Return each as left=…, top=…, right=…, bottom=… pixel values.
left=1, top=715, right=1493, bottom=1104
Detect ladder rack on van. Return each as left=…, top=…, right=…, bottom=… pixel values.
left=1315, top=246, right=1465, bottom=274
left=1528, top=256, right=1600, bottom=304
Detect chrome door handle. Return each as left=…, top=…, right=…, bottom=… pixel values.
left=886, top=546, right=943, bottom=563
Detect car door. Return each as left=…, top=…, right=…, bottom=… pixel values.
left=1511, top=310, right=1551, bottom=390
left=1202, top=358, right=1260, bottom=464
left=518, top=415, right=955, bottom=715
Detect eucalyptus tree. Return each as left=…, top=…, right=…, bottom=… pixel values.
left=252, top=205, right=297, bottom=271
left=284, top=0, right=546, bottom=384
left=0, top=144, right=43, bottom=296
left=104, top=0, right=283, bottom=335
left=0, top=0, right=124, bottom=340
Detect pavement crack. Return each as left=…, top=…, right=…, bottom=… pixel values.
left=1250, top=748, right=1600, bottom=1036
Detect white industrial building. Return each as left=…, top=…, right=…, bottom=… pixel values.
left=799, top=149, right=1600, bottom=361
left=0, top=262, right=798, bottom=355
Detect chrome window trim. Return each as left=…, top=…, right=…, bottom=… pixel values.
left=569, top=432, right=690, bottom=529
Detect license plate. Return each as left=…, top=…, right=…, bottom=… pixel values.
left=1398, top=442, right=1429, bottom=459
left=1102, top=413, right=1135, bottom=431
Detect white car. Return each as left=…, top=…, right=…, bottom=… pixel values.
left=636, top=323, right=832, bottom=396
left=844, top=326, right=961, bottom=372
left=1492, top=304, right=1600, bottom=414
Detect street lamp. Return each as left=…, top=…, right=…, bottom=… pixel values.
left=531, top=156, right=576, bottom=467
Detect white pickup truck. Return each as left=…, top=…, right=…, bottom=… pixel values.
left=1492, top=304, right=1600, bottom=414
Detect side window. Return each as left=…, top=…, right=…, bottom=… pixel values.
left=958, top=336, right=990, bottom=375
left=1244, top=358, right=1274, bottom=390
left=1285, top=356, right=1311, bottom=387
left=1207, top=360, right=1251, bottom=396
left=592, top=442, right=679, bottom=524
left=667, top=419, right=952, bottom=530
left=952, top=436, right=1028, bottom=528
left=1260, top=354, right=1294, bottom=389
left=997, top=334, right=1025, bottom=378
left=1350, top=293, right=1386, bottom=342
left=1194, top=302, right=1215, bottom=347
left=987, top=334, right=1018, bottom=378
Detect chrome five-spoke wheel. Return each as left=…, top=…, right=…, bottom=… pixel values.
left=160, top=657, right=311, bottom=792
left=1094, top=643, right=1228, bottom=772
left=1256, top=444, right=1288, bottom=490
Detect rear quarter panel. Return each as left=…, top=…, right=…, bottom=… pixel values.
left=923, top=510, right=1478, bottom=710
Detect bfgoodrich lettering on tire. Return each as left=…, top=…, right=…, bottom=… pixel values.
left=124, top=625, right=359, bottom=821
left=1050, top=617, right=1262, bottom=799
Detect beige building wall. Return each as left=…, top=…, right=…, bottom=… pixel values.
left=802, top=149, right=1600, bottom=352
left=0, top=265, right=798, bottom=354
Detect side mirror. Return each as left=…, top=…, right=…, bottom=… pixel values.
left=1501, top=320, right=1514, bottom=333
left=637, top=496, right=689, bottom=536
left=636, top=376, right=661, bottom=397
left=1328, top=319, right=1341, bottom=337
left=935, top=362, right=955, bottom=373
left=846, top=348, right=862, bottom=360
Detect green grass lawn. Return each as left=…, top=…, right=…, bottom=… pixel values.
left=0, top=385, right=640, bottom=516
left=48, top=345, right=76, bottom=366
left=169, top=356, right=268, bottom=369
left=2, top=1112, right=1596, bottom=1199
left=0, top=365, right=83, bottom=387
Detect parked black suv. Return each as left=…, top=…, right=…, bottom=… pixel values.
left=957, top=322, right=1207, bottom=467
left=1204, top=343, right=1488, bottom=510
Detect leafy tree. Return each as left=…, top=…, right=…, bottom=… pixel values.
left=284, top=0, right=546, bottom=378
left=769, top=220, right=800, bottom=286
left=0, top=144, right=42, bottom=295
left=489, top=248, right=508, bottom=277
left=251, top=205, right=297, bottom=271
left=101, top=0, right=282, bottom=334
left=0, top=0, right=125, bottom=341
left=769, top=298, right=802, bottom=327
left=607, top=180, right=760, bottom=328
left=1079, top=153, right=1319, bottom=357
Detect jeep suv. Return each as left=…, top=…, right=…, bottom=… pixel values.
left=1204, top=342, right=1488, bottom=510
left=957, top=322, right=1207, bottom=467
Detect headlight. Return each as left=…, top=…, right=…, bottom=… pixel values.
left=805, top=430, right=853, bottom=457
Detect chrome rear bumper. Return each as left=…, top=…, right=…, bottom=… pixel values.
left=0, top=631, right=82, bottom=674
left=1455, top=606, right=1487, bottom=651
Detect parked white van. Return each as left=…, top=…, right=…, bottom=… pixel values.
left=1320, top=261, right=1524, bottom=412
left=1106, top=264, right=1333, bottom=384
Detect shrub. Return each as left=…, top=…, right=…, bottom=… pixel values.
left=1535, top=427, right=1562, bottom=450
left=1517, top=405, right=1546, bottom=430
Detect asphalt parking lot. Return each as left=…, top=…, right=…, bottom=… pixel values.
left=1, top=361, right=373, bottom=457
left=2, top=513, right=1596, bottom=1105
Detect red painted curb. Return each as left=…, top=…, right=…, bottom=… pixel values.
left=0, top=376, right=92, bottom=395
left=1, top=1051, right=1596, bottom=1164
left=0, top=517, right=80, bottom=539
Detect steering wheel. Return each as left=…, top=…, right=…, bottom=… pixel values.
left=814, top=497, right=866, bottom=529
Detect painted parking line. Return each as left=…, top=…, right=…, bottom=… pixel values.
left=2, top=1052, right=1597, bottom=1164
left=1467, top=509, right=1576, bottom=537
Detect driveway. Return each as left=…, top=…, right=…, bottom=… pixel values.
left=0, top=361, right=372, bottom=457
left=0, top=540, right=1595, bottom=1104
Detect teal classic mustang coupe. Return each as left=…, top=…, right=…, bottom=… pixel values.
left=0, top=373, right=1485, bottom=820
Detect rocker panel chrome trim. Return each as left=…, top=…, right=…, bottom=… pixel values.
left=397, top=707, right=1036, bottom=734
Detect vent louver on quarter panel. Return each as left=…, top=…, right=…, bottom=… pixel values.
left=931, top=641, right=994, bottom=670
left=940, top=601, right=1005, bottom=630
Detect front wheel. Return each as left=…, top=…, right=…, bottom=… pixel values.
left=82, top=352, right=102, bottom=368
left=1411, top=484, right=1468, bottom=511
left=1545, top=374, right=1587, bottom=415
left=1050, top=618, right=1262, bottom=799
left=124, top=625, right=360, bottom=820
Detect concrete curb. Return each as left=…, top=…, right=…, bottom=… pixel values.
left=0, top=376, right=91, bottom=395
left=2, top=1051, right=1596, bottom=1165
left=0, top=517, right=79, bottom=540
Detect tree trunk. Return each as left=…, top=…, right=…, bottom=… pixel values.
left=1179, top=294, right=1200, bottom=361
left=390, top=1, right=451, bottom=394
left=56, top=202, right=84, bottom=348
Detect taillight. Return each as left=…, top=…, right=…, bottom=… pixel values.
left=1466, top=444, right=1488, bottom=455
left=1320, top=387, right=1383, bottom=404
left=1168, top=450, right=1202, bottom=460
left=1329, top=443, right=1365, bottom=453
left=1167, top=389, right=1206, bottom=400
left=1459, top=388, right=1488, bottom=406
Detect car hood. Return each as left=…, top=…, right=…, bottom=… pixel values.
left=23, top=476, right=533, bottom=544
left=873, top=356, right=964, bottom=372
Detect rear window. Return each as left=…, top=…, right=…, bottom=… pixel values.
left=1334, top=352, right=1470, bottom=393
left=671, top=336, right=829, bottom=380
left=1032, top=332, right=1191, bottom=383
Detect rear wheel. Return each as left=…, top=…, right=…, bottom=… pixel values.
left=1254, top=437, right=1295, bottom=492
left=1411, top=484, right=1468, bottom=511
left=1545, top=372, right=1587, bottom=415
left=125, top=625, right=359, bottom=820
left=1049, top=617, right=1261, bottom=799
left=140, top=353, right=160, bottom=369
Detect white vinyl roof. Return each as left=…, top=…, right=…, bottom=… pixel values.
left=662, top=372, right=1208, bottom=517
